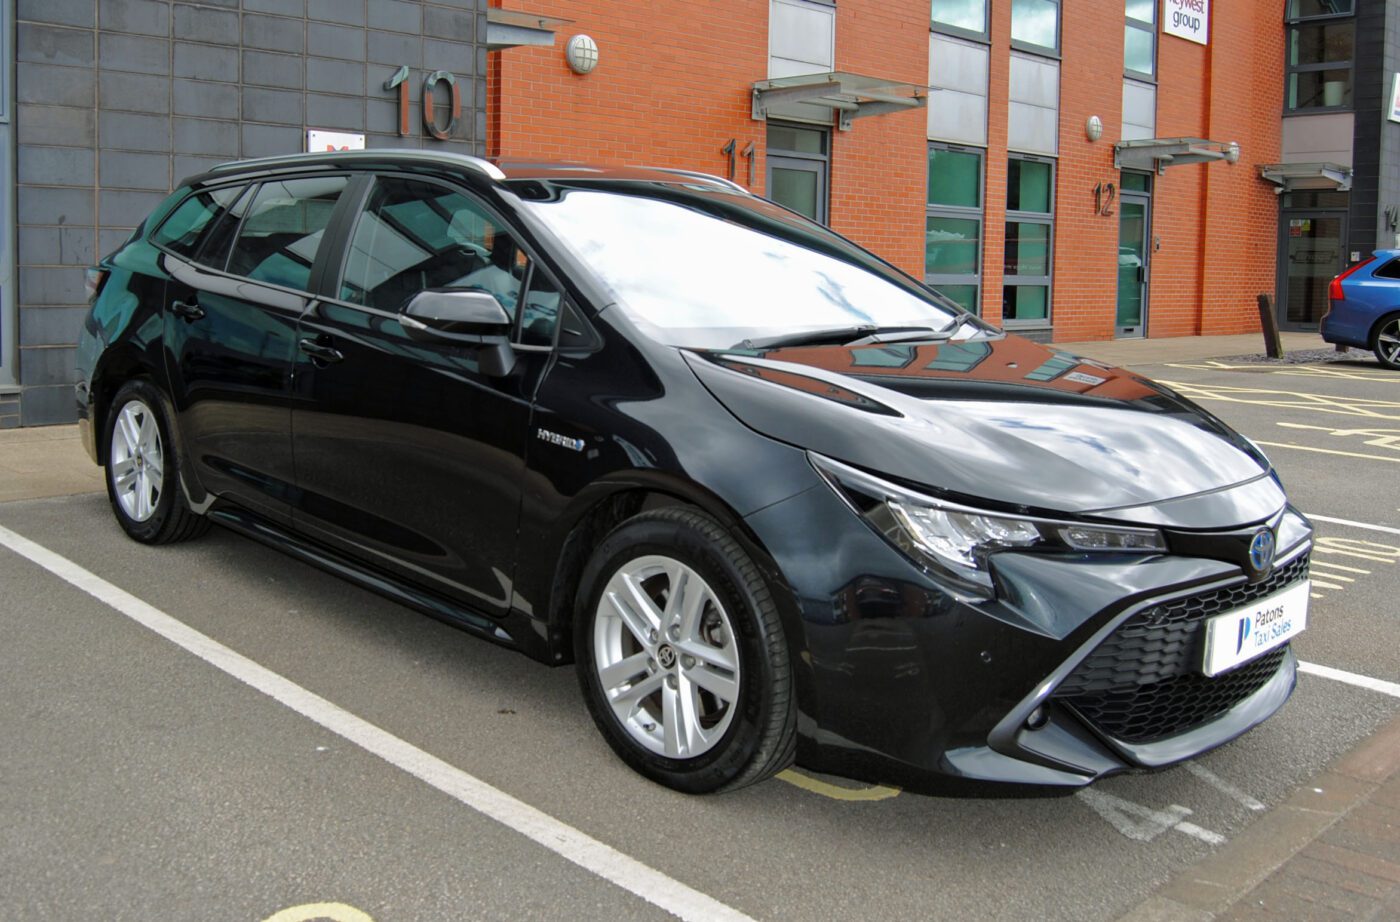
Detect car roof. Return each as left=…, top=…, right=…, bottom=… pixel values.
left=188, top=149, right=744, bottom=194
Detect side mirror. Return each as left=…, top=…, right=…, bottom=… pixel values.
left=401, top=289, right=516, bottom=376
left=402, top=289, right=513, bottom=338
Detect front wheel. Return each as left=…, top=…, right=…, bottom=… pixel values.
left=575, top=508, right=796, bottom=793
left=105, top=380, right=209, bottom=544
left=1373, top=316, right=1400, bottom=370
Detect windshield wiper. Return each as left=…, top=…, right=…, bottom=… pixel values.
left=733, top=325, right=938, bottom=351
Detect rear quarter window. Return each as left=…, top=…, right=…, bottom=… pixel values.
left=1372, top=258, right=1400, bottom=280
left=150, top=185, right=250, bottom=259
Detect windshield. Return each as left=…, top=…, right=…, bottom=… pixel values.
left=514, top=180, right=965, bottom=349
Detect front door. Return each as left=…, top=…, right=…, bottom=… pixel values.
left=1116, top=191, right=1151, bottom=338
left=290, top=174, right=559, bottom=618
left=1279, top=211, right=1347, bottom=331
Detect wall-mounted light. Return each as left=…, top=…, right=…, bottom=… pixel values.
left=1226, top=141, right=1241, bottom=164
left=1085, top=116, right=1103, bottom=142
left=566, top=35, right=599, bottom=75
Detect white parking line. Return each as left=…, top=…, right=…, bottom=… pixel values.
left=0, top=524, right=753, bottom=922
left=1298, top=661, right=1400, bottom=699
left=1184, top=763, right=1266, bottom=812
left=1307, top=514, right=1400, bottom=537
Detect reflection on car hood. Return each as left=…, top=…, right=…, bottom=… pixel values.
left=684, top=335, right=1281, bottom=526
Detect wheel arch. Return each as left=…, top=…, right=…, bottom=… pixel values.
left=1368, top=309, right=1400, bottom=348
left=89, top=345, right=163, bottom=464
left=543, top=474, right=799, bottom=666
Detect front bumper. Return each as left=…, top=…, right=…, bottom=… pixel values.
left=744, top=482, right=1311, bottom=795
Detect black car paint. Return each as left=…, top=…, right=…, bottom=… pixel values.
left=76, top=155, right=1308, bottom=795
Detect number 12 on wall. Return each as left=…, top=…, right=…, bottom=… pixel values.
left=384, top=65, right=462, bottom=141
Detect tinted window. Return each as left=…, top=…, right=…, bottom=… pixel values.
left=1373, top=258, right=1400, bottom=280
left=227, top=176, right=348, bottom=292
left=151, top=185, right=249, bottom=259
left=340, top=177, right=524, bottom=315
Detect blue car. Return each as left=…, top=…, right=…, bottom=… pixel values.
left=1321, top=248, right=1400, bottom=369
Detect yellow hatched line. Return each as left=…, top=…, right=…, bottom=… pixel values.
left=1254, top=440, right=1400, bottom=464
left=777, top=769, right=901, bottom=801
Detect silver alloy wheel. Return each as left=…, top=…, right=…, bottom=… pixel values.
left=1377, top=318, right=1400, bottom=367
left=109, top=399, right=165, bottom=523
left=593, top=554, right=741, bottom=759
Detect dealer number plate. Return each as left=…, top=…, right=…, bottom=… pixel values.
left=1201, top=580, right=1310, bottom=677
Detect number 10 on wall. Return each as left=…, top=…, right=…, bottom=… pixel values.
left=384, top=65, right=462, bottom=141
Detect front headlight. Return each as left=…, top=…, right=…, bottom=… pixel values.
left=812, top=453, right=1166, bottom=597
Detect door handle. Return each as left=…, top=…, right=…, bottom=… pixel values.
left=1137, top=266, right=1146, bottom=284
left=298, top=337, right=345, bottom=365
left=170, top=299, right=205, bottom=321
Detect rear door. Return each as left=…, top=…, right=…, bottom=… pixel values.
left=162, top=174, right=351, bottom=524
left=289, top=174, right=563, bottom=617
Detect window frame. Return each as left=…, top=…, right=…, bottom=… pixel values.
left=1124, top=0, right=1156, bottom=81
left=1001, top=153, right=1055, bottom=330
left=1283, top=6, right=1356, bottom=114
left=930, top=0, right=989, bottom=43
left=1010, top=0, right=1061, bottom=57
left=324, top=171, right=578, bottom=352
left=924, top=142, right=986, bottom=316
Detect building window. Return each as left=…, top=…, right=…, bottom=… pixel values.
left=1124, top=0, right=1155, bottom=79
left=1003, top=156, right=1053, bottom=326
left=931, top=0, right=988, bottom=41
left=769, top=0, right=836, bottom=79
left=1011, top=0, right=1059, bottom=55
left=1285, top=1, right=1355, bottom=111
left=925, top=144, right=983, bottom=315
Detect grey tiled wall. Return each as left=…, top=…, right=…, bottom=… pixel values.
left=14, top=0, right=488, bottom=425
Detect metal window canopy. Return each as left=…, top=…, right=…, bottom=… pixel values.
left=487, top=8, right=570, bottom=51
left=752, top=72, right=927, bottom=131
left=1113, top=138, right=1235, bottom=174
left=1257, top=162, right=1352, bottom=192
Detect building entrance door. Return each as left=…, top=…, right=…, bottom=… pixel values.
left=1116, top=191, right=1151, bottom=338
left=1278, top=211, right=1347, bottom=331
left=766, top=123, right=829, bottom=224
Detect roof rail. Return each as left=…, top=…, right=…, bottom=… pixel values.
left=207, top=149, right=507, bottom=181
left=652, top=168, right=749, bottom=194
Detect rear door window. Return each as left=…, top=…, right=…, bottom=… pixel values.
left=339, top=176, right=524, bottom=315
left=151, top=185, right=250, bottom=260
left=226, top=176, right=349, bottom=292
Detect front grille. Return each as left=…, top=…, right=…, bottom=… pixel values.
left=1053, top=554, right=1307, bottom=744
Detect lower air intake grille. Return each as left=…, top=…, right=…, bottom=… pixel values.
left=1053, top=555, right=1307, bottom=745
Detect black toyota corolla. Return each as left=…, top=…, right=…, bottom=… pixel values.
left=75, top=151, right=1312, bottom=796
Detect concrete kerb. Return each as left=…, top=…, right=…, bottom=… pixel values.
left=1117, top=710, right=1400, bottom=921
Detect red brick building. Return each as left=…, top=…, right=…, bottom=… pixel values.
left=490, top=1, right=1284, bottom=344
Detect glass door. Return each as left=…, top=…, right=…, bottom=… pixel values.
left=1116, top=192, right=1150, bottom=338
left=766, top=123, right=829, bottom=224
left=1279, top=211, right=1346, bottom=330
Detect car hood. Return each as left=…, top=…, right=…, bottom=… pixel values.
left=683, top=335, right=1283, bottom=529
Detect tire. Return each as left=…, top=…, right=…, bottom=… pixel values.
left=104, top=380, right=209, bottom=545
left=1372, top=315, right=1400, bottom=370
left=575, top=507, right=797, bottom=793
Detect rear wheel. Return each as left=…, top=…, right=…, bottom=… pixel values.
left=105, top=380, right=209, bottom=544
left=1373, top=316, right=1400, bottom=369
left=575, top=507, right=796, bottom=793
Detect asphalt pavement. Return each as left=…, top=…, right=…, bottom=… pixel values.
left=2, top=333, right=1398, bottom=921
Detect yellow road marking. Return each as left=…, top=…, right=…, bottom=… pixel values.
left=261, top=904, right=373, bottom=922
left=1160, top=380, right=1400, bottom=421
left=1311, top=560, right=1372, bottom=574
left=1163, top=362, right=1399, bottom=383
left=777, top=769, right=901, bottom=801
left=1277, top=422, right=1400, bottom=450
left=1254, top=440, right=1400, bottom=464
left=1310, top=578, right=1347, bottom=590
